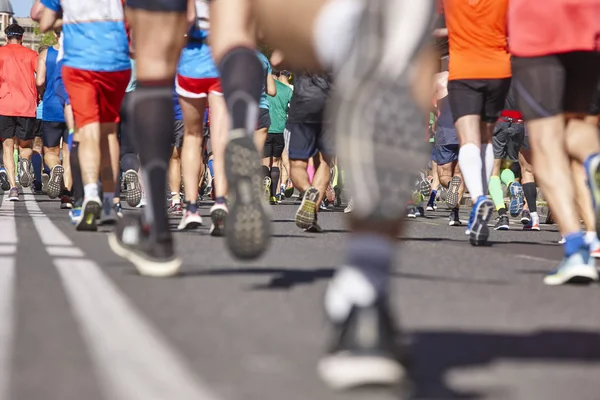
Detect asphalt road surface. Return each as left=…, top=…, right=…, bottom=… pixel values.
left=2, top=189, right=600, bottom=400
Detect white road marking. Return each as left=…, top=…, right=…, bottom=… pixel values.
left=0, top=246, right=16, bottom=255
left=515, top=254, right=558, bottom=263
left=46, top=246, right=85, bottom=257
left=0, top=256, right=15, bottom=400
left=54, top=258, right=222, bottom=400
left=0, top=198, right=16, bottom=245
left=24, top=192, right=72, bottom=246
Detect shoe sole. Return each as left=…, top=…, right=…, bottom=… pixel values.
left=509, top=183, right=524, bottom=217
left=494, top=224, right=509, bottom=231
left=318, top=354, right=406, bottom=390
left=210, top=208, right=227, bottom=237
left=108, top=234, right=182, bottom=277
left=76, top=200, right=101, bottom=232
left=0, top=173, right=9, bottom=191
left=42, top=174, right=49, bottom=194
left=295, top=188, right=319, bottom=229
left=177, top=217, right=203, bottom=231
left=446, top=176, right=461, bottom=209
left=224, top=135, right=271, bottom=260
left=544, top=265, right=599, bottom=285
left=47, top=165, right=64, bottom=199
left=19, top=160, right=32, bottom=188
left=124, top=170, right=142, bottom=207
left=469, top=200, right=493, bottom=246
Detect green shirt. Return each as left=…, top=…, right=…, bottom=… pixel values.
left=268, top=80, right=293, bottom=133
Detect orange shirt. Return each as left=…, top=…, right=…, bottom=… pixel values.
left=442, top=0, right=511, bottom=81
left=509, top=0, right=600, bottom=57
left=0, top=44, right=38, bottom=118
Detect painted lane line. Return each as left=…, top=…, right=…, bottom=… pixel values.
left=46, top=246, right=85, bottom=258
left=0, top=197, right=16, bottom=245
left=0, top=256, right=15, bottom=400
left=54, top=258, right=223, bottom=400
left=23, top=189, right=73, bottom=247
left=0, top=246, right=16, bottom=255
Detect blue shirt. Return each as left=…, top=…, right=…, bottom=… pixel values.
left=177, top=27, right=218, bottom=79
left=40, top=0, right=130, bottom=72
left=257, top=52, right=272, bottom=110
left=42, top=47, right=65, bottom=122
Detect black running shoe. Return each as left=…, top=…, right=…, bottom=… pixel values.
left=224, top=134, right=271, bottom=260
left=123, top=169, right=142, bottom=207
left=318, top=298, right=408, bottom=390
left=47, top=164, right=64, bottom=199
left=448, top=208, right=461, bottom=226
left=108, top=215, right=181, bottom=277
left=520, top=209, right=531, bottom=225
left=494, top=215, right=510, bottom=231
left=0, top=168, right=9, bottom=191
left=296, top=187, right=319, bottom=229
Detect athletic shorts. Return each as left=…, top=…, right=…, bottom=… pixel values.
left=175, top=75, right=222, bottom=99
left=432, top=144, right=459, bottom=166
left=0, top=116, right=36, bottom=141
left=493, top=121, right=525, bottom=161
left=173, top=119, right=184, bottom=149
left=257, top=108, right=271, bottom=131
left=264, top=133, right=285, bottom=158
left=287, top=122, right=334, bottom=160
left=591, top=82, right=600, bottom=116
left=448, top=78, right=512, bottom=123
left=62, top=66, right=131, bottom=127
left=35, top=119, right=43, bottom=137
left=42, top=121, right=69, bottom=148
left=126, top=0, right=187, bottom=11
left=512, top=52, right=600, bottom=120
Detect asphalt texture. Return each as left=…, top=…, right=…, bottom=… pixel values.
left=3, top=189, right=600, bottom=400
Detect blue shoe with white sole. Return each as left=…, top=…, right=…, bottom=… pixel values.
left=468, top=195, right=494, bottom=246
left=508, top=182, right=524, bottom=217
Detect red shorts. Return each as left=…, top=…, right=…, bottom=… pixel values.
left=176, top=75, right=222, bottom=98
left=62, top=66, right=130, bottom=127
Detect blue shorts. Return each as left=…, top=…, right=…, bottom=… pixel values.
left=126, top=0, right=187, bottom=11
left=432, top=144, right=459, bottom=166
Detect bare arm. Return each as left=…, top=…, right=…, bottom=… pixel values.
left=30, top=0, right=44, bottom=21
left=39, top=6, right=62, bottom=33
left=266, top=72, right=277, bottom=96
left=432, top=28, right=448, bottom=38
left=36, top=49, right=48, bottom=96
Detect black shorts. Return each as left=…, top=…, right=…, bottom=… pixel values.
left=512, top=52, right=600, bottom=120
left=591, top=81, right=600, bottom=116
left=493, top=121, right=525, bottom=161
left=287, top=122, right=334, bottom=160
left=126, top=0, right=187, bottom=11
left=257, top=108, right=271, bottom=131
left=263, top=133, right=285, bottom=158
left=173, top=119, right=184, bottom=149
left=0, top=116, right=36, bottom=141
left=42, top=121, right=69, bottom=148
left=448, top=78, right=511, bottom=123
left=35, top=119, right=43, bottom=137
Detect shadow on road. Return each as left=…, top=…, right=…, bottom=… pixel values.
left=180, top=267, right=335, bottom=290
left=406, top=329, right=600, bottom=399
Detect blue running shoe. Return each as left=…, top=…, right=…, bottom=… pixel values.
left=468, top=195, right=494, bottom=246
left=583, top=153, right=600, bottom=235
left=508, top=182, right=524, bottom=217
left=69, top=207, right=82, bottom=225
left=544, top=248, right=598, bottom=285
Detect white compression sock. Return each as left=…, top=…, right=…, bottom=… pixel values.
left=313, top=0, right=364, bottom=71
left=83, top=183, right=98, bottom=199
left=481, top=143, right=494, bottom=193
left=458, top=143, right=484, bottom=200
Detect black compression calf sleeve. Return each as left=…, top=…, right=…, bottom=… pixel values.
left=218, top=47, right=263, bottom=134
left=70, top=141, right=84, bottom=202
left=261, top=165, right=270, bottom=179
left=523, top=182, right=537, bottom=213
left=129, top=81, right=174, bottom=237
left=270, top=167, right=280, bottom=197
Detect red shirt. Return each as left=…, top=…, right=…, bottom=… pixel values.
left=0, top=44, right=38, bottom=118
left=509, top=0, right=600, bottom=56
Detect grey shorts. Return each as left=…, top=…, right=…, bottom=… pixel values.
left=493, top=120, right=525, bottom=161
left=173, top=119, right=184, bottom=149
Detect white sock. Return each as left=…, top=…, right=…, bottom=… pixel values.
left=313, top=0, right=364, bottom=71
left=84, top=183, right=98, bottom=199
left=481, top=143, right=494, bottom=192
left=325, top=266, right=377, bottom=322
left=458, top=143, right=484, bottom=200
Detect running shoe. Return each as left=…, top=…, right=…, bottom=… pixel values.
left=69, top=206, right=82, bottom=225
left=7, top=187, right=18, bottom=202
left=76, top=196, right=101, bottom=231
left=123, top=169, right=142, bottom=207
left=544, top=248, right=598, bottom=285
left=406, top=206, right=417, bottom=218
left=494, top=215, right=509, bottom=231
left=468, top=195, right=494, bottom=246
left=168, top=201, right=183, bottom=216
left=60, top=194, right=73, bottom=209
left=285, top=180, right=295, bottom=198
left=0, top=168, right=9, bottom=191
left=295, top=187, right=319, bottom=229
left=418, top=172, right=432, bottom=198
left=136, top=193, right=147, bottom=208
left=448, top=208, right=461, bottom=226
left=177, top=203, right=203, bottom=230
left=209, top=202, right=228, bottom=237
left=32, top=180, right=43, bottom=195
left=520, top=209, right=531, bottom=225
left=114, top=202, right=124, bottom=218
left=586, top=232, right=600, bottom=259
left=333, top=186, right=343, bottom=208
left=318, top=297, right=408, bottom=390
left=18, top=158, right=32, bottom=188
left=270, top=195, right=278, bottom=205
left=47, top=164, right=64, bottom=199
left=306, top=221, right=323, bottom=233
left=344, top=199, right=354, bottom=214
left=523, top=213, right=541, bottom=231
left=109, top=214, right=181, bottom=277
left=41, top=172, right=49, bottom=195
left=416, top=206, right=425, bottom=217
left=426, top=202, right=437, bottom=212
left=584, top=153, right=600, bottom=235
left=99, top=197, right=119, bottom=225
left=508, top=182, right=524, bottom=217
left=263, top=176, right=272, bottom=203
left=558, top=236, right=566, bottom=244
left=224, top=133, right=271, bottom=259
left=446, top=176, right=462, bottom=209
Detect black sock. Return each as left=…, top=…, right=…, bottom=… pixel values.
left=261, top=165, right=270, bottom=179
left=129, top=81, right=174, bottom=238
left=218, top=47, right=263, bottom=134
left=523, top=182, right=537, bottom=213
left=70, top=141, right=83, bottom=202
left=270, top=167, right=280, bottom=197
left=186, top=201, right=198, bottom=213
